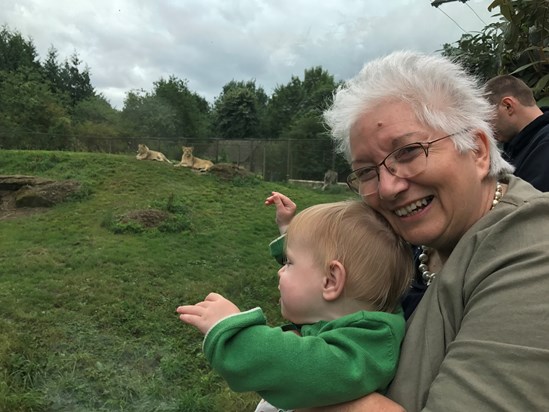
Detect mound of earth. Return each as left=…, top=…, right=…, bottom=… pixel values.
left=120, top=209, right=170, bottom=228
left=0, top=175, right=82, bottom=220
left=209, top=163, right=254, bottom=180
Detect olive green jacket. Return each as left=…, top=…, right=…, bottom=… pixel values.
left=387, top=176, right=549, bottom=411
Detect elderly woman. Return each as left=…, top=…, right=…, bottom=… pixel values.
left=272, top=51, right=549, bottom=412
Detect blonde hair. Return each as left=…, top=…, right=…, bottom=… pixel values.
left=285, top=201, right=413, bottom=313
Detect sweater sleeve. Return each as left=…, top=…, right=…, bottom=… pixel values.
left=268, top=234, right=286, bottom=265
left=203, top=308, right=405, bottom=410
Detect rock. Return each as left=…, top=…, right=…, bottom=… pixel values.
left=15, top=180, right=82, bottom=207
left=0, top=175, right=82, bottom=218
left=0, top=175, right=56, bottom=190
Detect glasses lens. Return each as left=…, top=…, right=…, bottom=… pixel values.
left=347, top=167, right=377, bottom=195
left=386, top=144, right=427, bottom=178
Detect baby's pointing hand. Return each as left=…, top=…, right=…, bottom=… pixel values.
left=176, top=292, right=241, bottom=334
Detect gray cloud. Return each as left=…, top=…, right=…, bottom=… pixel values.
left=1, top=0, right=497, bottom=109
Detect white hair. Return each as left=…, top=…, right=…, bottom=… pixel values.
left=323, top=50, right=514, bottom=178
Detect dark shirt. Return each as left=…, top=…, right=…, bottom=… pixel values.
left=503, top=108, right=549, bottom=192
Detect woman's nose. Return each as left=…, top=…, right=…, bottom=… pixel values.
left=377, top=167, right=408, bottom=200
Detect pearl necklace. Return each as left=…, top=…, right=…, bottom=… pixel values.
left=419, top=181, right=503, bottom=286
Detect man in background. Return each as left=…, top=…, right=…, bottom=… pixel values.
left=484, top=74, right=549, bottom=191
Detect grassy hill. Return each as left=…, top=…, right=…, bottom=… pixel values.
left=0, top=150, right=352, bottom=411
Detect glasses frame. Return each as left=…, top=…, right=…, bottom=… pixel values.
left=346, top=131, right=459, bottom=195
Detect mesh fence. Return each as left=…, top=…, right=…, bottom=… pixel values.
left=0, top=132, right=351, bottom=182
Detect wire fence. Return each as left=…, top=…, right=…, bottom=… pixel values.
left=0, top=132, right=351, bottom=182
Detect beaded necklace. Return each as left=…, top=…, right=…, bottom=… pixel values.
left=419, top=181, right=503, bottom=286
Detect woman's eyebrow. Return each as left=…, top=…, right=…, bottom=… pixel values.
left=353, top=131, right=426, bottom=165
left=388, top=130, right=426, bottom=148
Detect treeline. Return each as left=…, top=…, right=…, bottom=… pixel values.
left=2, top=0, right=547, bottom=152
left=0, top=25, right=341, bottom=152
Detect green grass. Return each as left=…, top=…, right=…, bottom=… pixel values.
left=0, top=150, right=352, bottom=411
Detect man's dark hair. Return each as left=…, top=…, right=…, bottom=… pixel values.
left=484, top=75, right=537, bottom=106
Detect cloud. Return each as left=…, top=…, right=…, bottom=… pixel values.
left=0, top=0, right=497, bottom=109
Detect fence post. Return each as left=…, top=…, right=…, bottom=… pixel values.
left=262, top=143, right=266, bottom=180
left=249, top=140, right=254, bottom=172
left=286, top=139, right=291, bottom=180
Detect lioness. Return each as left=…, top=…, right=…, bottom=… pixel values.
left=175, top=146, right=213, bottom=171
left=136, top=144, right=172, bottom=164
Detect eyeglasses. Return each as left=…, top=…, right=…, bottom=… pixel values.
left=346, top=131, right=461, bottom=196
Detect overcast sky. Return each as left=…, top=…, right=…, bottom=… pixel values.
left=2, top=0, right=499, bottom=109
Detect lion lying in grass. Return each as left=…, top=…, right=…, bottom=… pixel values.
left=135, top=144, right=172, bottom=164
left=174, top=146, right=213, bottom=171
left=136, top=144, right=172, bottom=164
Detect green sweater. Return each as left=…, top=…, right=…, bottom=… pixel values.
left=203, top=307, right=405, bottom=410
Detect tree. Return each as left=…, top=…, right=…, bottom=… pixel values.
left=153, top=76, right=211, bottom=139
left=301, top=66, right=337, bottom=109
left=72, top=95, right=124, bottom=136
left=442, top=0, right=549, bottom=101
left=0, top=25, right=41, bottom=73
left=0, top=68, right=70, bottom=148
left=57, top=52, right=95, bottom=108
left=121, top=89, right=178, bottom=137
left=266, top=66, right=338, bottom=140
left=212, top=80, right=268, bottom=139
left=441, top=22, right=504, bottom=81
left=0, top=26, right=77, bottom=149
left=263, top=67, right=342, bottom=180
left=42, top=47, right=64, bottom=95
left=489, top=0, right=549, bottom=100
left=267, top=76, right=304, bottom=139
left=121, top=76, right=211, bottom=139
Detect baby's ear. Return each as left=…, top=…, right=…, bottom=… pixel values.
left=322, top=260, right=346, bottom=301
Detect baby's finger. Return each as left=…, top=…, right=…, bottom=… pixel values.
left=265, top=194, right=280, bottom=206
left=179, top=313, right=200, bottom=325
left=205, top=292, right=223, bottom=301
left=176, top=305, right=203, bottom=316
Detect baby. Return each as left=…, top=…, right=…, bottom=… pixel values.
left=177, top=198, right=413, bottom=411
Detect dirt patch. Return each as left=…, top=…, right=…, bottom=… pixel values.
left=119, top=209, right=171, bottom=228
left=0, top=203, right=50, bottom=220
